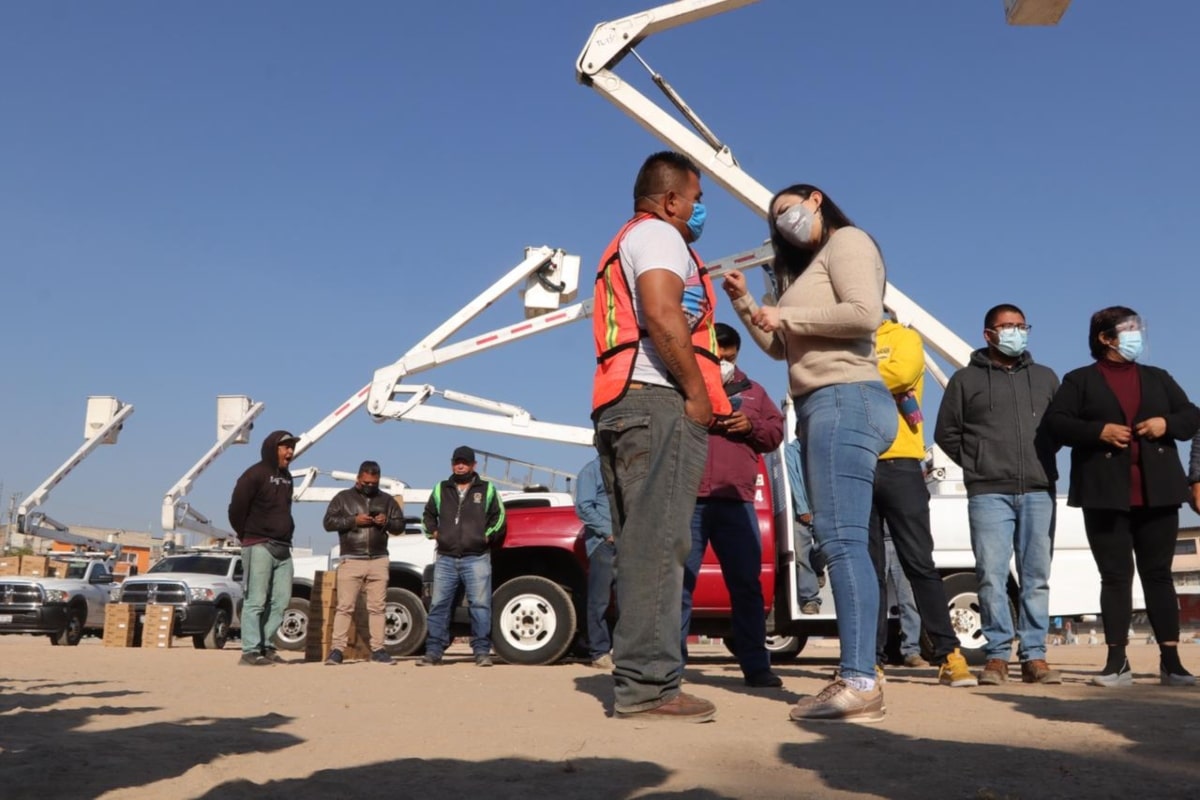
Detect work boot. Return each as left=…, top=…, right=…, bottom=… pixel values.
left=261, top=649, right=287, bottom=665
left=1021, top=659, right=1062, bottom=684
left=615, top=692, right=716, bottom=723
left=370, top=649, right=395, bottom=665
left=903, top=653, right=931, bottom=668
left=589, top=653, right=614, bottom=670
left=938, top=649, right=978, bottom=687
left=417, top=653, right=442, bottom=666
left=978, top=659, right=1008, bottom=685
left=744, top=670, right=783, bottom=688
left=324, top=649, right=344, bottom=666
left=475, top=654, right=494, bottom=667
left=239, top=652, right=273, bottom=667
left=789, top=678, right=885, bottom=724
left=801, top=601, right=821, bottom=615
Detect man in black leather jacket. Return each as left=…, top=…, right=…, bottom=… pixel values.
left=322, top=460, right=406, bottom=665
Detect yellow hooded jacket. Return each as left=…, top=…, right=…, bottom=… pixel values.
left=876, top=320, right=926, bottom=461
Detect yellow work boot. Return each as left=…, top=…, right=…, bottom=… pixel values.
left=939, top=649, right=979, bottom=687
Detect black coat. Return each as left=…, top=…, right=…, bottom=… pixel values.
left=1042, top=363, right=1200, bottom=510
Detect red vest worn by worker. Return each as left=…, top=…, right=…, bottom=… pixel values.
left=591, top=213, right=732, bottom=420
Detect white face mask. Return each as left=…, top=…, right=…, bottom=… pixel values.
left=720, top=359, right=736, bottom=384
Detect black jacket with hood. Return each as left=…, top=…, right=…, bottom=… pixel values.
left=323, top=486, right=407, bottom=558
left=421, top=473, right=506, bottom=557
left=228, top=430, right=296, bottom=544
left=934, top=348, right=1060, bottom=497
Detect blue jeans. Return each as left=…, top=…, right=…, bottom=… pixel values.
left=595, top=386, right=709, bottom=713
left=885, top=536, right=922, bottom=658
left=967, top=492, right=1055, bottom=661
left=425, top=552, right=492, bottom=657
left=586, top=538, right=617, bottom=659
left=797, top=381, right=896, bottom=680
left=795, top=520, right=823, bottom=605
left=241, top=543, right=294, bottom=655
left=681, top=499, right=769, bottom=678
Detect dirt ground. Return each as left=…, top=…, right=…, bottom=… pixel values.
left=1, top=636, right=1197, bottom=800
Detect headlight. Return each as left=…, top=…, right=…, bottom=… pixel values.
left=189, top=587, right=215, bottom=602
left=109, top=585, right=123, bottom=602
left=44, top=589, right=70, bottom=603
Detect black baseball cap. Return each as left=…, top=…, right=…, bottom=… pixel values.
left=452, top=445, right=476, bottom=463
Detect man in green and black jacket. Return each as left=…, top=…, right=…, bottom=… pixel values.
left=419, top=445, right=506, bottom=666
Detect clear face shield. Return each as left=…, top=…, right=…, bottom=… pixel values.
left=1112, top=315, right=1145, bottom=334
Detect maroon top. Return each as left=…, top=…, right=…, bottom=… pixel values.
left=1096, top=359, right=1143, bottom=507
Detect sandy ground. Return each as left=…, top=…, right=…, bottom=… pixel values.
left=1, top=636, right=1198, bottom=800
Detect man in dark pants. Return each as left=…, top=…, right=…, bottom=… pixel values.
left=575, top=456, right=616, bottom=670
left=591, top=151, right=732, bottom=723
left=870, top=317, right=977, bottom=686
left=680, top=323, right=784, bottom=687
left=228, top=430, right=299, bottom=667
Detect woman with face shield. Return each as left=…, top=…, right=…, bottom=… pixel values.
left=1043, top=306, right=1200, bottom=686
left=723, top=184, right=895, bottom=722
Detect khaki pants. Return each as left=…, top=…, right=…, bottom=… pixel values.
left=331, top=557, right=389, bottom=652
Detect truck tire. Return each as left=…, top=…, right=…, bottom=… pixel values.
left=930, top=572, right=1016, bottom=666
left=51, top=605, right=86, bottom=646
left=193, top=607, right=231, bottom=650
left=384, top=587, right=427, bottom=657
left=724, top=634, right=809, bottom=664
left=272, top=597, right=310, bottom=652
left=492, top=576, right=576, bottom=666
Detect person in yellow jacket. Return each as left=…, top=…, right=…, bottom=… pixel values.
left=870, top=314, right=977, bottom=687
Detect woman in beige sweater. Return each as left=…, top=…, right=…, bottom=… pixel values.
left=724, top=184, right=896, bottom=723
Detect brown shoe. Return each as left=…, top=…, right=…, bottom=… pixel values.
left=615, top=692, right=716, bottom=723
left=1021, top=659, right=1062, bottom=684
left=978, top=659, right=1009, bottom=685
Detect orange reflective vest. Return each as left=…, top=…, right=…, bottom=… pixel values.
left=591, top=213, right=732, bottom=420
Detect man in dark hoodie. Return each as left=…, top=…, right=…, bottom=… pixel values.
left=934, top=305, right=1062, bottom=686
left=228, top=430, right=299, bottom=666
left=419, top=446, right=506, bottom=667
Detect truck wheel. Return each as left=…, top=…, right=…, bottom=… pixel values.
left=272, top=597, right=310, bottom=652
left=51, top=605, right=86, bottom=646
left=193, top=608, right=231, bottom=650
left=492, top=576, right=576, bottom=666
left=930, top=572, right=1016, bottom=666
left=384, top=588, right=427, bottom=657
left=724, top=634, right=809, bottom=664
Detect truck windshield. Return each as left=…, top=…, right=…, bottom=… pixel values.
left=58, top=563, right=89, bottom=580
left=148, top=556, right=231, bottom=576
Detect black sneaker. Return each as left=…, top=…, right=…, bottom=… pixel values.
left=370, top=649, right=395, bottom=665
left=744, top=670, right=783, bottom=688
left=239, top=652, right=273, bottom=666
left=325, top=649, right=344, bottom=666
left=261, top=649, right=287, bottom=665
left=475, top=654, right=494, bottom=667
left=417, top=653, right=442, bottom=666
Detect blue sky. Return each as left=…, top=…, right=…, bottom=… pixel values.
left=2, top=1, right=1198, bottom=551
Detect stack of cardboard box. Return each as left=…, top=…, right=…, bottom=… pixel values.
left=104, top=603, right=137, bottom=647
left=18, top=555, right=52, bottom=577
left=0, top=555, right=20, bottom=576
left=140, top=604, right=175, bottom=649
left=303, top=569, right=375, bottom=662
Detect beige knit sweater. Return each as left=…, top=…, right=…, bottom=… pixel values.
left=732, top=226, right=885, bottom=398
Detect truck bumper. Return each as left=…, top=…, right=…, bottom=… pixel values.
left=0, top=604, right=70, bottom=635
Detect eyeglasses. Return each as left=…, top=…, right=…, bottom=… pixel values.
left=989, top=323, right=1032, bottom=334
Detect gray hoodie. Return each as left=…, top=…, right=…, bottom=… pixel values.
left=934, top=349, right=1060, bottom=496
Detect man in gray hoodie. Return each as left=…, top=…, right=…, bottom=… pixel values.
left=934, top=304, right=1062, bottom=686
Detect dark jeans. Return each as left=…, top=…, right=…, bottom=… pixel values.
left=681, top=499, right=768, bottom=679
left=1083, top=506, right=1180, bottom=644
left=586, top=539, right=617, bottom=659
left=869, top=458, right=959, bottom=664
left=595, top=386, right=708, bottom=713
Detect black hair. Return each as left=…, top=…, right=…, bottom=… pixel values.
left=767, top=184, right=860, bottom=293
left=983, top=303, right=1025, bottom=331
left=714, top=322, right=741, bottom=351
left=358, top=460, right=381, bottom=477
left=1088, top=305, right=1138, bottom=360
left=634, top=151, right=700, bottom=201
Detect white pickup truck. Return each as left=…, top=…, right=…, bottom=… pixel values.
left=0, top=557, right=115, bottom=645
left=114, top=551, right=244, bottom=649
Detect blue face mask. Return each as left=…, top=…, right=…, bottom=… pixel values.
left=1115, top=330, right=1143, bottom=362
left=685, top=201, right=706, bottom=242
left=995, top=327, right=1028, bottom=357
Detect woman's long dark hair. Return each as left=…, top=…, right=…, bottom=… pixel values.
left=767, top=184, right=858, bottom=294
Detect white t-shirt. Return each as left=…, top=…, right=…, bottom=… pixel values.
left=616, top=218, right=708, bottom=387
